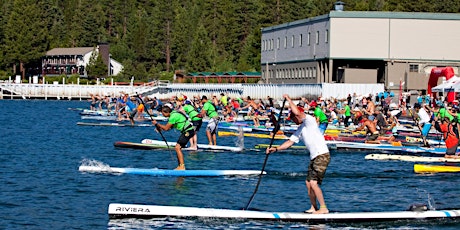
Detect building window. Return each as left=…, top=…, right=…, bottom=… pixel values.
left=409, top=64, right=419, bottom=72
left=316, top=31, right=319, bottom=45
left=299, top=34, right=303, bottom=47
left=291, top=35, right=295, bottom=48
left=307, top=32, right=311, bottom=46
left=262, top=40, right=265, bottom=51
left=284, top=36, right=287, bottom=49
left=325, top=30, right=329, bottom=43
left=277, top=38, right=280, bottom=49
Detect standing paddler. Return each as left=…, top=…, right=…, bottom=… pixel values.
left=200, top=95, right=220, bottom=145
left=266, top=94, right=331, bottom=214
left=151, top=104, right=195, bottom=170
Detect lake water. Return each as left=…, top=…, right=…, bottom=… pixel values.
left=1, top=100, right=459, bottom=229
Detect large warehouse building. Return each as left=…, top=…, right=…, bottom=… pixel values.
left=261, top=8, right=460, bottom=94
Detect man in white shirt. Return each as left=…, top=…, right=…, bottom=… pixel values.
left=414, top=103, right=432, bottom=146
left=267, top=94, right=331, bottom=214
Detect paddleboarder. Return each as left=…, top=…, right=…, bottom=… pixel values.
left=151, top=104, right=195, bottom=170
left=200, top=95, right=220, bottom=145
left=266, top=94, right=331, bottom=214
left=181, top=99, right=203, bottom=150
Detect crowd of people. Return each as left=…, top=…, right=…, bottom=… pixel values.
left=84, top=90, right=460, bottom=215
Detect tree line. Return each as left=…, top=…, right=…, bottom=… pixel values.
left=0, top=0, right=459, bottom=82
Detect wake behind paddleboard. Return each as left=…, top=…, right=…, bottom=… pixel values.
left=108, top=203, right=460, bottom=223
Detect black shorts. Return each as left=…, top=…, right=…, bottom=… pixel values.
left=177, top=130, right=195, bottom=148
left=192, top=120, right=203, bottom=132
left=446, top=144, right=458, bottom=155
left=129, top=109, right=138, bottom=119
left=367, top=133, right=379, bottom=141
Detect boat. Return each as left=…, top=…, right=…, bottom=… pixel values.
left=365, top=154, right=460, bottom=163
left=114, top=139, right=243, bottom=152
left=218, top=131, right=288, bottom=140
left=414, top=164, right=460, bottom=173
left=79, top=165, right=264, bottom=177
left=77, top=122, right=153, bottom=127
left=107, top=203, right=460, bottom=223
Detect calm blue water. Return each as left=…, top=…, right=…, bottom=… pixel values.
left=1, top=100, right=459, bottom=229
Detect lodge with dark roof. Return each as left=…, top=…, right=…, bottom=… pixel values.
left=42, top=44, right=123, bottom=77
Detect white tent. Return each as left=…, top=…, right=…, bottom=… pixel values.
left=431, top=76, right=460, bottom=92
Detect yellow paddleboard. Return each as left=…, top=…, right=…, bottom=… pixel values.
left=325, top=129, right=366, bottom=136
left=218, top=131, right=288, bottom=139
left=414, top=164, right=460, bottom=173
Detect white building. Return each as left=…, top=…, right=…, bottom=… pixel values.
left=43, top=44, right=123, bottom=77
left=261, top=9, right=460, bottom=94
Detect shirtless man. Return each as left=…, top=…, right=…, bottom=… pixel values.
left=240, top=96, right=262, bottom=127
left=355, top=114, right=380, bottom=144
left=363, top=96, right=376, bottom=121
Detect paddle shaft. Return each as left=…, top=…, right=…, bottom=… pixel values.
left=244, top=98, right=287, bottom=210
left=136, top=94, right=170, bottom=149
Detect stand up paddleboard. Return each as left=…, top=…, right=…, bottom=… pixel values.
left=365, top=154, right=460, bottom=163
left=414, top=164, right=460, bottom=173
left=78, top=122, right=153, bottom=127
left=218, top=131, right=288, bottom=140
left=107, top=203, right=460, bottom=223
left=134, top=139, right=244, bottom=152
left=79, top=165, right=265, bottom=177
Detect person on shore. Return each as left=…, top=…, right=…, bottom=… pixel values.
left=182, top=99, right=203, bottom=150
left=266, top=94, right=331, bottom=214
left=151, top=104, right=195, bottom=170
left=200, top=95, right=220, bottom=145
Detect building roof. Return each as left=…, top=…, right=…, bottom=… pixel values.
left=46, top=47, right=94, bottom=56
left=262, top=11, right=460, bottom=32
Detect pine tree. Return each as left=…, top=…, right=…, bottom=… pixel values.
left=86, top=49, right=108, bottom=79
left=3, top=0, right=49, bottom=79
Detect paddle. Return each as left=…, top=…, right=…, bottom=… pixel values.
left=136, top=94, right=170, bottom=150
left=244, top=98, right=287, bottom=210
left=408, top=108, right=429, bottom=147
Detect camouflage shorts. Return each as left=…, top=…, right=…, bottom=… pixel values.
left=307, top=153, right=330, bottom=185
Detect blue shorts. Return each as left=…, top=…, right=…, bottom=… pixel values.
left=421, top=123, right=432, bottom=137
left=318, top=123, right=328, bottom=135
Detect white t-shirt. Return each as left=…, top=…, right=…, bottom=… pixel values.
left=417, top=108, right=431, bottom=124
left=289, top=115, right=330, bottom=160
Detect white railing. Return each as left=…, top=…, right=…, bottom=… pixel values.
left=0, top=81, right=384, bottom=101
